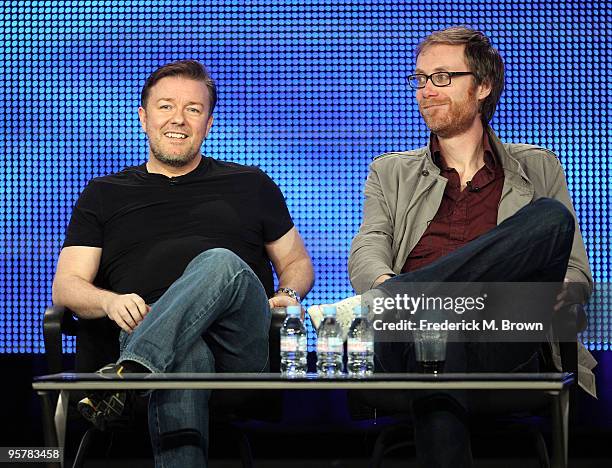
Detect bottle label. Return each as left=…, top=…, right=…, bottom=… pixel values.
left=348, top=338, right=374, bottom=353
left=317, top=337, right=342, bottom=353
left=281, top=336, right=306, bottom=352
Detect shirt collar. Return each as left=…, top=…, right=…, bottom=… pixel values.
left=135, top=156, right=209, bottom=178
left=431, top=132, right=498, bottom=172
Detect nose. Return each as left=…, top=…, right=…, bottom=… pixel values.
left=170, top=107, right=186, bottom=125
left=420, top=78, right=439, bottom=98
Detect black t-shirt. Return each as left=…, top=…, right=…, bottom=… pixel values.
left=63, top=157, right=294, bottom=303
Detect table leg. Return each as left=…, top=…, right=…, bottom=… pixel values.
left=550, top=388, right=569, bottom=468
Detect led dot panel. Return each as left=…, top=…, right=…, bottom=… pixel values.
left=2, top=1, right=610, bottom=353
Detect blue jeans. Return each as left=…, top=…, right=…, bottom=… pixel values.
left=118, top=248, right=271, bottom=468
left=373, top=198, right=575, bottom=468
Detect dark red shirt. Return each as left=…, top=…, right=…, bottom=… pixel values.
left=401, top=134, right=505, bottom=273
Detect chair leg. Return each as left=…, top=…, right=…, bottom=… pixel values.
left=72, top=427, right=98, bottom=468
left=54, top=390, right=70, bottom=451
left=38, top=391, right=60, bottom=447
left=529, top=427, right=551, bottom=468
left=238, top=431, right=254, bottom=468
left=550, top=389, right=569, bottom=468
left=38, top=391, right=61, bottom=468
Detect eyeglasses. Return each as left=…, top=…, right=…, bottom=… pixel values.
left=407, top=72, right=474, bottom=89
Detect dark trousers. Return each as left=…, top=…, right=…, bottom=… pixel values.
left=373, top=198, right=575, bottom=468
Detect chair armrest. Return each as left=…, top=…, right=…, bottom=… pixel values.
left=43, top=305, right=79, bottom=374
left=43, top=306, right=66, bottom=375
left=270, top=307, right=287, bottom=332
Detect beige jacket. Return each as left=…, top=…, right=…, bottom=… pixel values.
left=348, top=127, right=597, bottom=397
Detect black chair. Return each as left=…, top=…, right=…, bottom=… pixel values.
left=347, top=304, right=584, bottom=468
left=41, top=305, right=287, bottom=468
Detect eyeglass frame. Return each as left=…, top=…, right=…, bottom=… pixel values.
left=407, top=71, right=475, bottom=89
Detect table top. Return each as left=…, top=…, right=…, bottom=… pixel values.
left=32, top=372, right=574, bottom=391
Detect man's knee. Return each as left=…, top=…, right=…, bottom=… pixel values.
left=189, top=248, right=248, bottom=274
left=532, top=198, right=574, bottom=232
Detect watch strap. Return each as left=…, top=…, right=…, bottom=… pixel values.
left=275, top=287, right=301, bottom=303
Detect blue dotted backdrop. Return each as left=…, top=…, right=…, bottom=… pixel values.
left=1, top=1, right=610, bottom=353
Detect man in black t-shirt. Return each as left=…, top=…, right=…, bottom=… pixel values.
left=52, top=60, right=314, bottom=468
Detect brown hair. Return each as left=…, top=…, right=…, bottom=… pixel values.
left=141, top=60, right=217, bottom=114
left=416, top=26, right=504, bottom=123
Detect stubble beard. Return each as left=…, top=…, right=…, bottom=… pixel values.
left=420, top=87, right=481, bottom=138
left=150, top=140, right=199, bottom=168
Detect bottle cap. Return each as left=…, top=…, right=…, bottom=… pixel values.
left=322, top=305, right=336, bottom=317
left=353, top=305, right=364, bottom=317
left=286, top=305, right=301, bottom=317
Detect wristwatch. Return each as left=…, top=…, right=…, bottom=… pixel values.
left=275, top=287, right=301, bottom=303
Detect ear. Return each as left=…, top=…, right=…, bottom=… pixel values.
left=477, top=80, right=493, bottom=101
left=204, top=115, right=214, bottom=138
left=138, top=106, right=147, bottom=133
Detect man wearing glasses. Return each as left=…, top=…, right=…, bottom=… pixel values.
left=343, top=27, right=595, bottom=466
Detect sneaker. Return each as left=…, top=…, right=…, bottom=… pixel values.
left=77, top=363, right=134, bottom=431
left=307, top=295, right=361, bottom=339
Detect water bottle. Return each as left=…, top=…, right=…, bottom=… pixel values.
left=280, top=305, right=307, bottom=376
left=347, top=305, right=375, bottom=376
left=316, top=305, right=344, bottom=376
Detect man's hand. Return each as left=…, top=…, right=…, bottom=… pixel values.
left=102, top=293, right=151, bottom=333
left=269, top=294, right=305, bottom=319
left=268, top=294, right=300, bottom=309
left=373, top=274, right=393, bottom=288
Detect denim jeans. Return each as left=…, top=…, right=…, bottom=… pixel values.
left=373, top=198, right=575, bottom=468
left=118, top=248, right=271, bottom=468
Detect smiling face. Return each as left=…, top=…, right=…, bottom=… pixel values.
left=138, top=76, right=214, bottom=169
left=415, top=44, right=491, bottom=138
